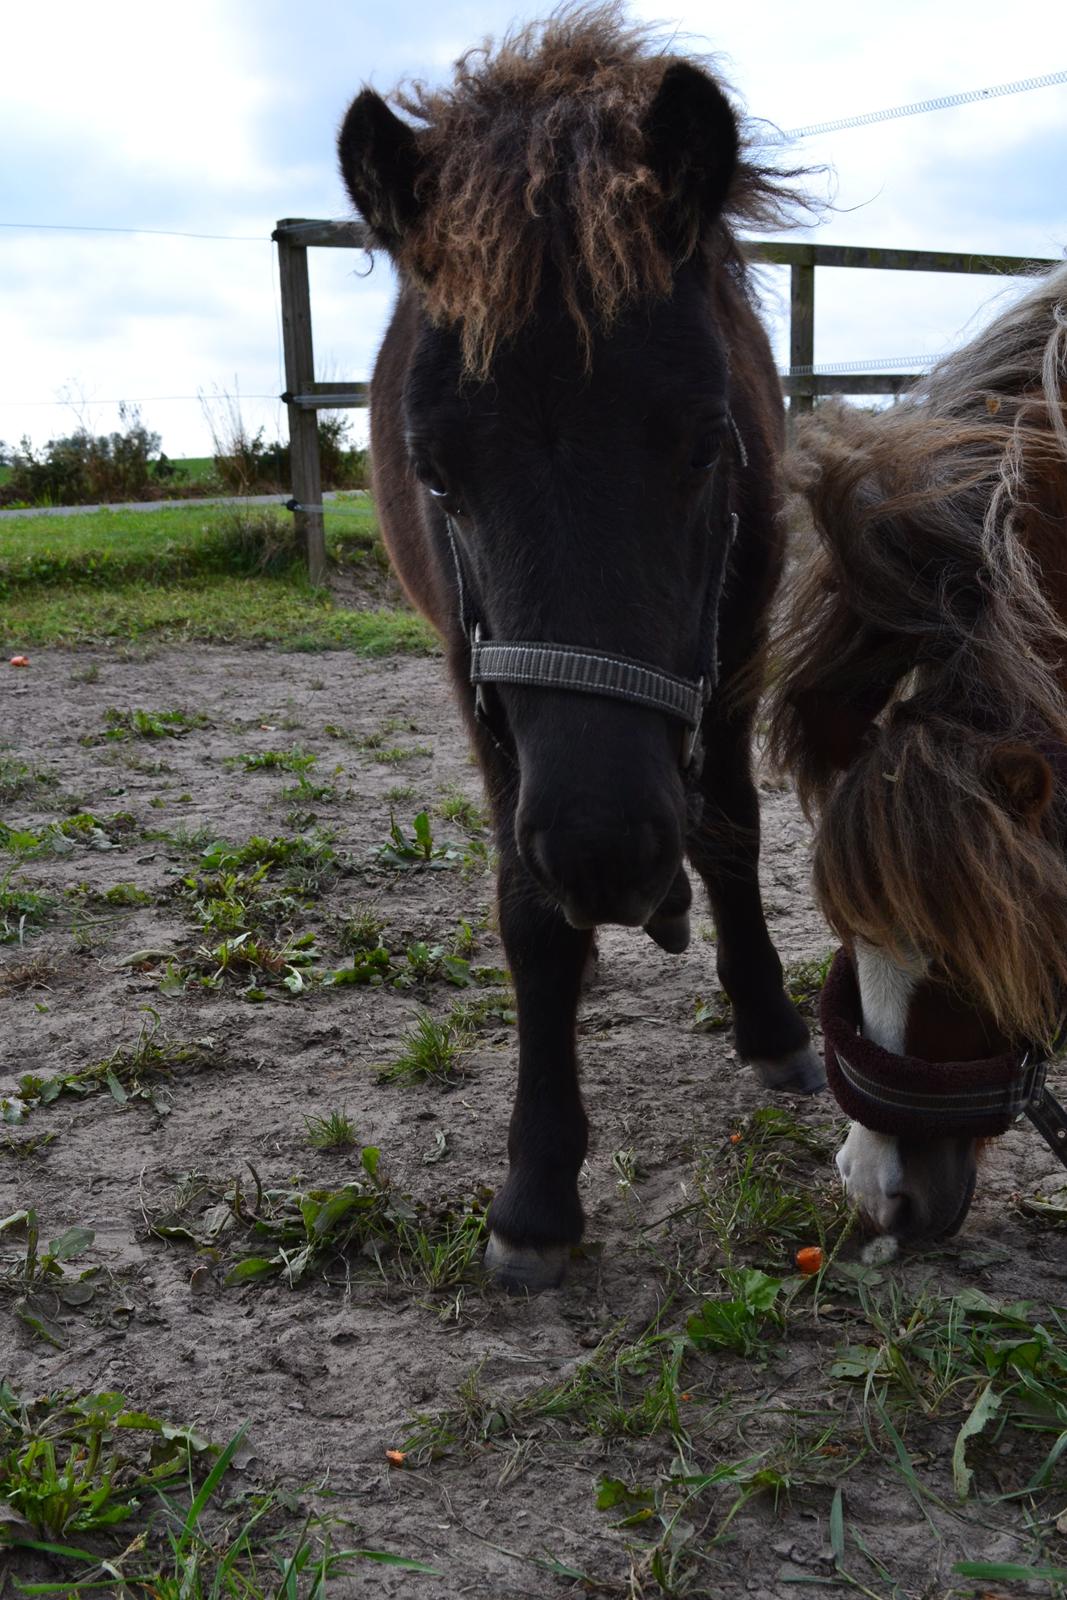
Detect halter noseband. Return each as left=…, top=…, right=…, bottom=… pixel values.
left=441, top=413, right=748, bottom=770
left=820, top=948, right=1067, bottom=1169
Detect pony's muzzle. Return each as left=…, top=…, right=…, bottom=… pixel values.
left=519, top=814, right=682, bottom=930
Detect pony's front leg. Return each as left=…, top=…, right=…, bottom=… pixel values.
left=485, top=841, right=593, bottom=1292
left=689, top=706, right=826, bottom=1095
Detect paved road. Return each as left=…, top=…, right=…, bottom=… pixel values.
left=0, top=491, right=364, bottom=521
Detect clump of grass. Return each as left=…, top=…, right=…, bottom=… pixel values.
left=0, top=875, right=54, bottom=943
left=377, top=1010, right=471, bottom=1085
left=240, top=747, right=316, bottom=773
left=0, top=954, right=55, bottom=993
left=436, top=786, right=488, bottom=833
left=144, top=1154, right=486, bottom=1294
left=783, top=951, right=836, bottom=1016
left=0, top=1381, right=214, bottom=1539
left=687, top=1107, right=848, bottom=1274
left=337, top=904, right=387, bottom=953
left=304, top=1106, right=358, bottom=1151
left=15, top=1008, right=214, bottom=1119
left=0, top=753, right=57, bottom=805
left=162, top=929, right=319, bottom=999
left=100, top=707, right=211, bottom=741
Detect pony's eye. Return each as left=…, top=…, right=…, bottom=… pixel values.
left=414, top=460, right=450, bottom=498
left=690, top=440, right=718, bottom=473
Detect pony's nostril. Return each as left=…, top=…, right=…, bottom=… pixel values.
left=883, top=1191, right=914, bottom=1236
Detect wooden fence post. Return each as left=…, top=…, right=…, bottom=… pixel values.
left=274, top=223, right=327, bottom=586
left=789, top=252, right=815, bottom=429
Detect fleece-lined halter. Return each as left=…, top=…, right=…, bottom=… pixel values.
left=820, top=948, right=1067, bottom=1167
left=440, top=413, right=748, bottom=771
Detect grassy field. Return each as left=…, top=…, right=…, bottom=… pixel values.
left=0, top=499, right=435, bottom=654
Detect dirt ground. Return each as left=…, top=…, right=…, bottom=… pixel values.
left=2, top=646, right=1065, bottom=1598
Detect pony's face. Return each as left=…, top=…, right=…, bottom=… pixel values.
left=339, top=63, right=747, bottom=929
left=400, top=271, right=733, bottom=928
left=834, top=939, right=999, bottom=1238
left=812, top=720, right=1065, bottom=1241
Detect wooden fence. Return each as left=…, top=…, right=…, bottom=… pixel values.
left=272, top=217, right=1060, bottom=580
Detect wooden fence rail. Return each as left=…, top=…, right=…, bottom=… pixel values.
left=272, top=217, right=1061, bottom=579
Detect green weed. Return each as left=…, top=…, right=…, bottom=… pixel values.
left=375, top=811, right=458, bottom=870
left=783, top=950, right=836, bottom=1016
left=241, top=747, right=316, bottom=774
left=336, top=904, right=387, bottom=953
left=0, top=1210, right=98, bottom=1345
left=0, top=874, right=54, bottom=943
left=145, top=1155, right=486, bottom=1294
left=0, top=1382, right=214, bottom=1542
left=436, top=787, right=487, bottom=833
left=101, top=707, right=211, bottom=741
left=377, top=1010, right=471, bottom=1086
left=15, top=1009, right=214, bottom=1120
left=304, top=1107, right=358, bottom=1152
left=0, top=753, right=56, bottom=805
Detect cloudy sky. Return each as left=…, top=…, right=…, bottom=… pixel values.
left=2, top=0, right=1064, bottom=460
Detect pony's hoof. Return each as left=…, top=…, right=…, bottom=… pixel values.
left=752, top=1045, right=827, bottom=1096
left=484, top=1233, right=568, bottom=1293
left=644, top=909, right=691, bottom=953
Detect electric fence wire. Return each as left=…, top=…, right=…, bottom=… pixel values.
left=786, top=67, right=1067, bottom=138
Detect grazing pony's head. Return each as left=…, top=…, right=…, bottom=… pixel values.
left=337, top=5, right=804, bottom=932
left=770, top=265, right=1067, bottom=1238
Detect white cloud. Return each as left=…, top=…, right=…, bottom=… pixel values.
left=0, top=0, right=1064, bottom=456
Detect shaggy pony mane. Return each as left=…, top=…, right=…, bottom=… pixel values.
left=386, top=2, right=807, bottom=374
left=769, top=264, right=1067, bottom=1044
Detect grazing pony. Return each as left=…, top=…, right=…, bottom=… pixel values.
left=338, top=7, right=819, bottom=1291
left=770, top=263, right=1067, bottom=1241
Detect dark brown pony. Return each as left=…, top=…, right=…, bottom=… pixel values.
left=770, top=263, right=1067, bottom=1240
left=339, top=6, right=818, bottom=1289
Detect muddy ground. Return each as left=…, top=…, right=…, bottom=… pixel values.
left=1, top=646, right=1065, bottom=1598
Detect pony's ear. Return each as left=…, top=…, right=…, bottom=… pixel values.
left=644, top=62, right=739, bottom=232
left=988, top=744, right=1054, bottom=827
left=338, top=90, right=422, bottom=253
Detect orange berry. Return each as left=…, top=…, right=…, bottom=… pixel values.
left=10, top=656, right=29, bottom=667
left=385, top=1448, right=407, bottom=1466
left=795, top=1246, right=823, bottom=1276
left=729, top=1132, right=742, bottom=1144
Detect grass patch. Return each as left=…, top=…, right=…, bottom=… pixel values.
left=12, top=1009, right=214, bottom=1120
left=100, top=706, right=211, bottom=740
left=0, top=500, right=435, bottom=654
left=1, top=572, right=435, bottom=653
left=0, top=875, right=54, bottom=943
left=0, top=505, right=304, bottom=593
left=0, top=1389, right=429, bottom=1591
left=0, top=753, right=57, bottom=806
left=304, top=1106, right=358, bottom=1152
left=0, top=1381, right=215, bottom=1540
left=377, top=1010, right=473, bottom=1086
left=240, top=746, right=316, bottom=773
left=144, top=1155, right=487, bottom=1294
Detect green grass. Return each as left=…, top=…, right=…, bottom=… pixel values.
left=1, top=572, right=434, bottom=652
left=0, top=500, right=435, bottom=654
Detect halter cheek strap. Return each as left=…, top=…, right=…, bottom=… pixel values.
left=820, top=947, right=1067, bottom=1167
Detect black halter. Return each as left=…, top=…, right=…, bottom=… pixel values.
left=440, top=413, right=746, bottom=771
